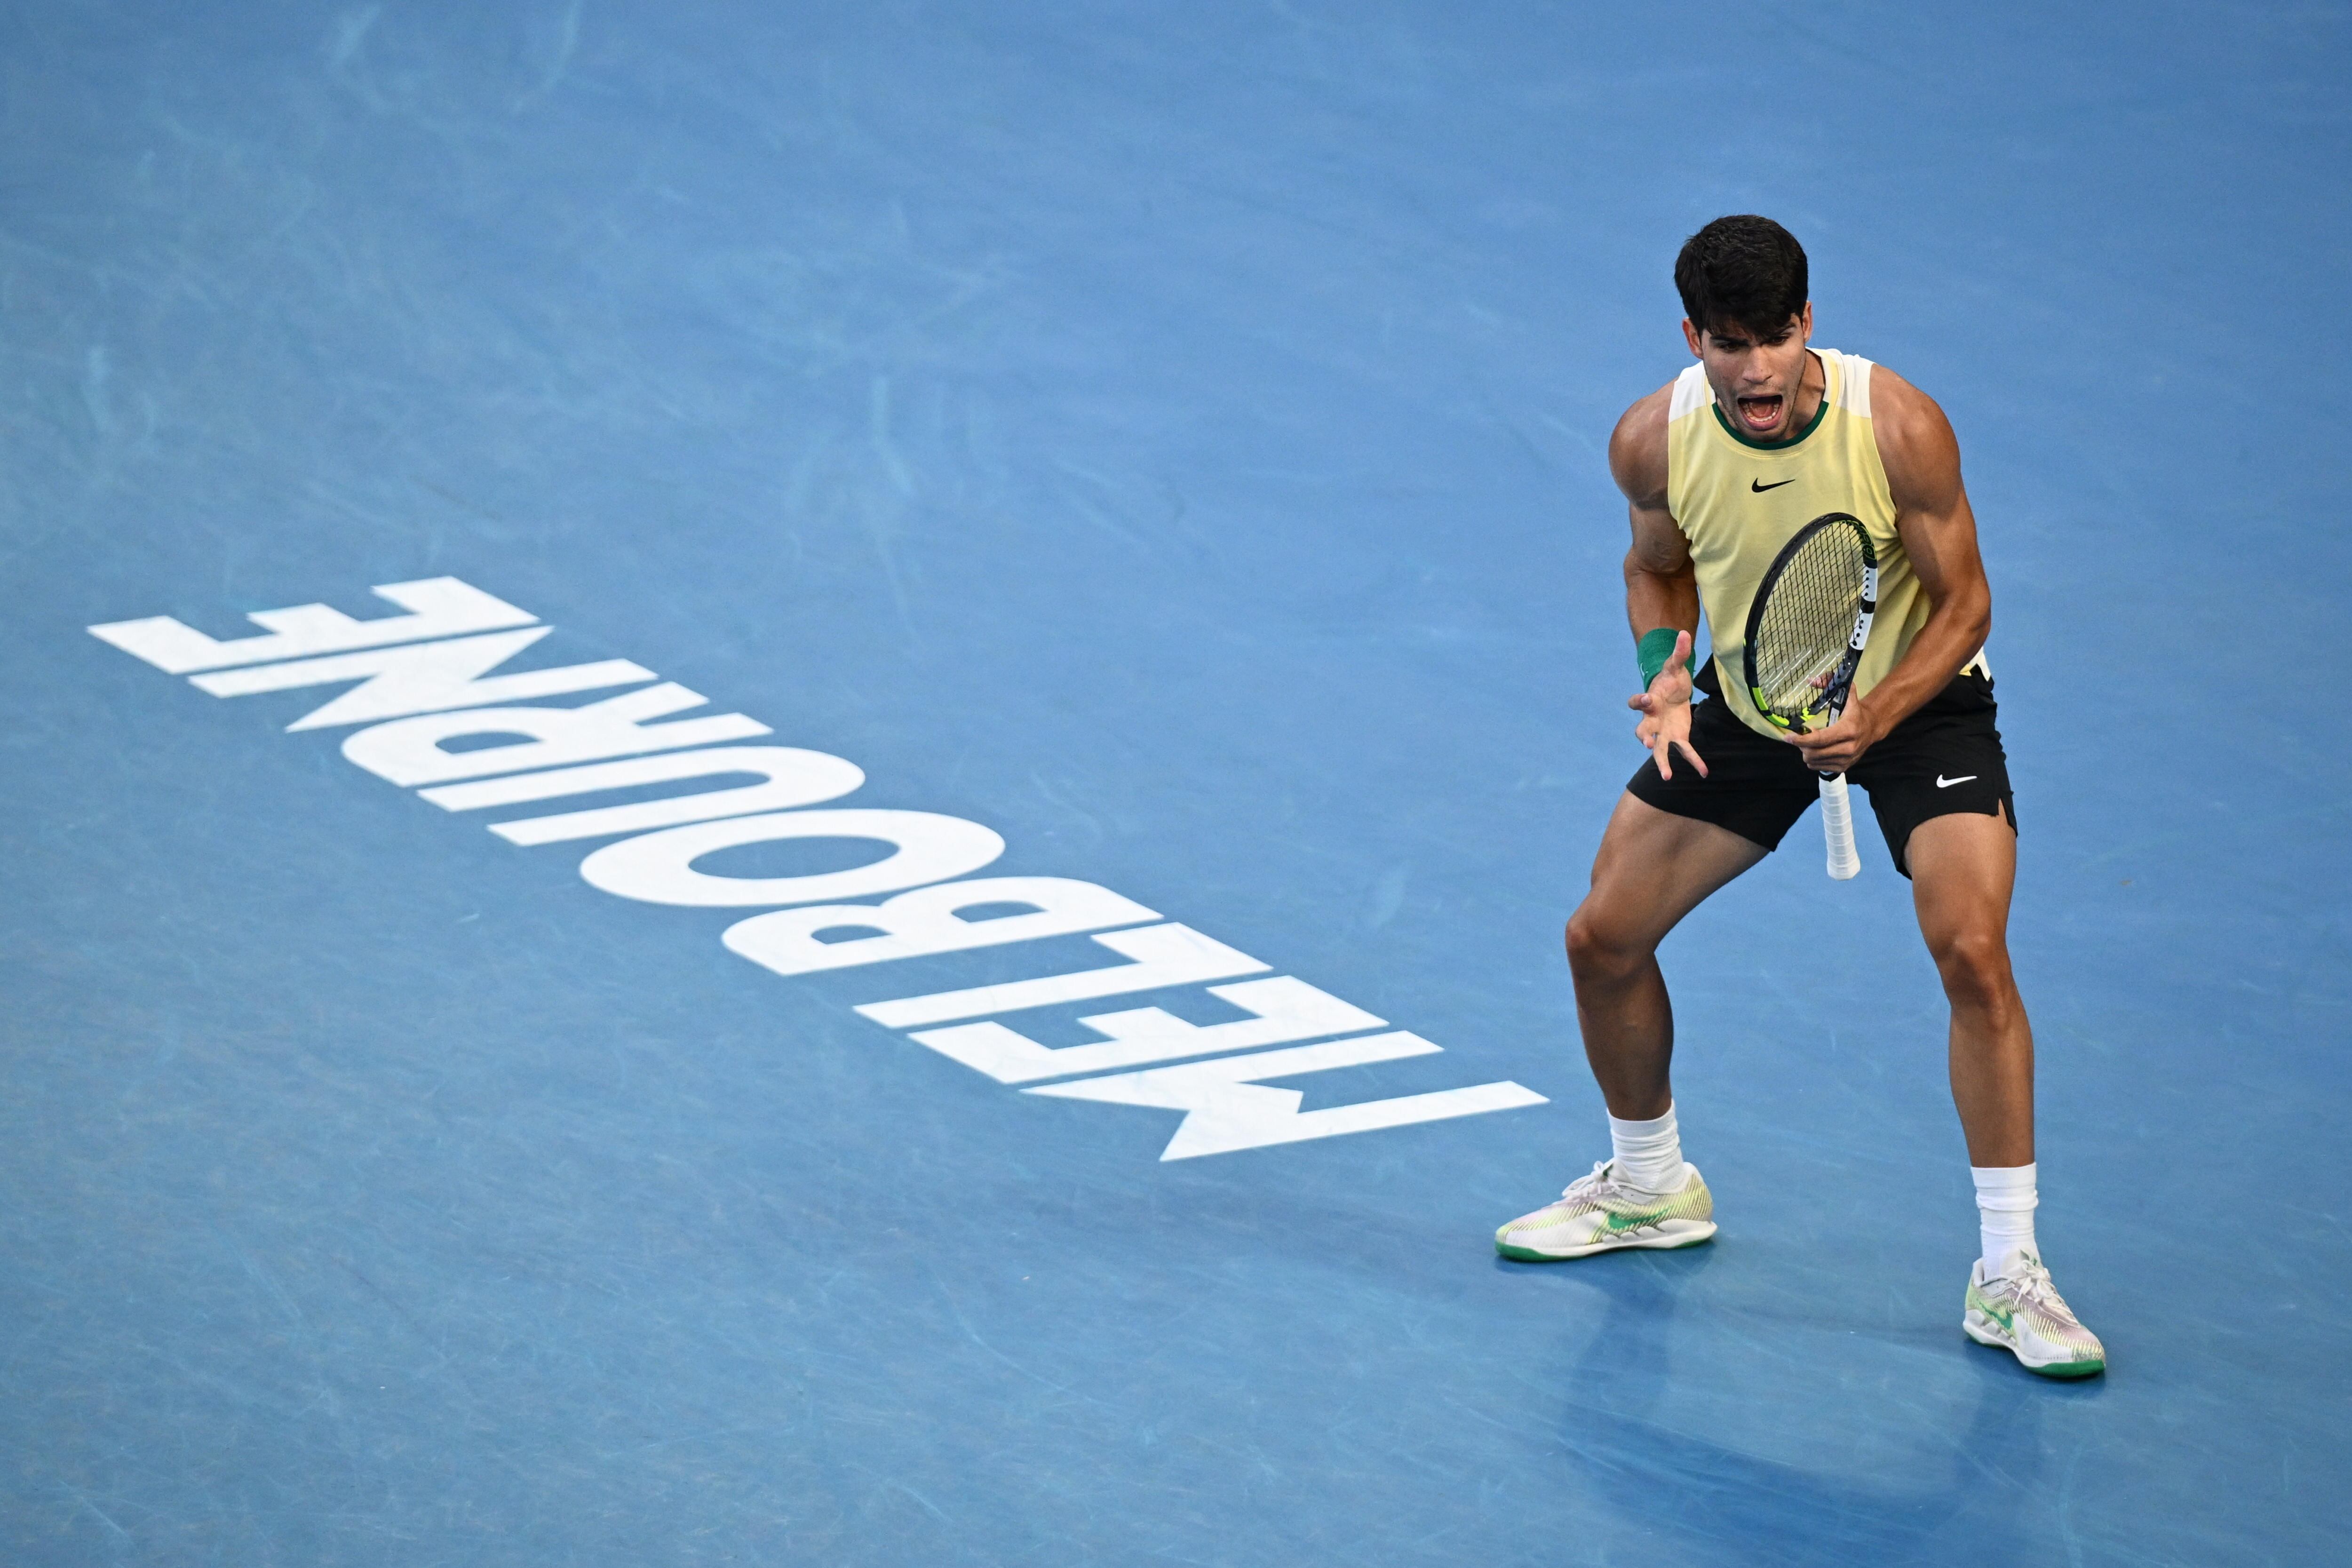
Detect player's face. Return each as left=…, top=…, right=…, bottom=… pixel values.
left=1682, top=303, right=1815, bottom=440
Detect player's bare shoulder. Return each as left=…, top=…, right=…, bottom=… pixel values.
left=1865, top=362, right=1964, bottom=514
left=1607, top=381, right=1677, bottom=509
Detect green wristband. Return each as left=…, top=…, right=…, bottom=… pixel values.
left=1636, top=627, right=1682, bottom=689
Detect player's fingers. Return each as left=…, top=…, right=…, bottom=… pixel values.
left=1652, top=733, right=1674, bottom=781
left=1672, top=737, right=1709, bottom=779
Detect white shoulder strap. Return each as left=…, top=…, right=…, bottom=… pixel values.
left=1668, top=363, right=1710, bottom=421
left=1826, top=349, right=1875, bottom=417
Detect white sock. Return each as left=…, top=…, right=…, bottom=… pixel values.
left=1608, top=1104, right=1686, bottom=1194
left=1972, top=1163, right=2039, bottom=1275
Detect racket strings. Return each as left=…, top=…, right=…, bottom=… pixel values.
left=1749, top=529, right=1870, bottom=724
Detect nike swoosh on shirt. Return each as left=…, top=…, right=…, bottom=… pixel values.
left=1750, top=478, right=1796, bottom=492
left=1937, top=774, right=1978, bottom=788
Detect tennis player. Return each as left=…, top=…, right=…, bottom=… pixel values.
left=1495, top=215, right=2104, bottom=1377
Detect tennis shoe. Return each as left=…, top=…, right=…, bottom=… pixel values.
left=1963, top=1253, right=2106, bottom=1378
left=1494, top=1160, right=1716, bottom=1260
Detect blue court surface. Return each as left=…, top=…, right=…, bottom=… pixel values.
left=5, top=4, right=2348, bottom=1564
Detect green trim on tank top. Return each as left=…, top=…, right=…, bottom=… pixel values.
left=1709, top=386, right=1831, bottom=451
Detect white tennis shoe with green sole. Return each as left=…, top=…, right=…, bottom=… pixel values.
left=1494, top=1160, right=1717, bottom=1260
left=1963, top=1253, right=2106, bottom=1378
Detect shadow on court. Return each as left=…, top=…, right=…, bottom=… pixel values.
left=1497, top=1248, right=2100, bottom=1567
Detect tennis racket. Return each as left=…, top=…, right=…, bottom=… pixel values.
left=1741, top=512, right=1878, bottom=880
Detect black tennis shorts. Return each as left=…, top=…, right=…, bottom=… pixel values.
left=1628, top=663, right=2015, bottom=878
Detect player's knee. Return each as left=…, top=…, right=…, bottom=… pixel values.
left=1565, top=906, right=1649, bottom=977
left=1932, top=928, right=2015, bottom=1009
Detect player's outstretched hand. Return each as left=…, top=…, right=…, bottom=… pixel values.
left=1785, top=700, right=1886, bottom=774
left=1629, top=629, right=1708, bottom=780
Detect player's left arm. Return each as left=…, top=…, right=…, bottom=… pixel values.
left=1788, top=368, right=1992, bottom=774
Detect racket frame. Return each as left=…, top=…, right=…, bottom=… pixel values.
left=1740, top=512, right=1879, bottom=880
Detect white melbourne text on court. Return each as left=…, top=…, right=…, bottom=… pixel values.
left=89, top=577, right=1546, bottom=1161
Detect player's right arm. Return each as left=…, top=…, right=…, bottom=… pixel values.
left=1608, top=383, right=1707, bottom=779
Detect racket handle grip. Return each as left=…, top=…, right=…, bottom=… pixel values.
left=1818, top=772, right=1861, bottom=880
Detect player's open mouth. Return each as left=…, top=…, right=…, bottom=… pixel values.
left=1736, top=395, right=1783, bottom=430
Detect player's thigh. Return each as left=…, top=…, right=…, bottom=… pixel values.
left=1906, top=805, right=2018, bottom=962
left=1579, top=791, right=1767, bottom=953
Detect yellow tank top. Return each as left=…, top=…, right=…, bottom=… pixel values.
left=1666, top=348, right=1929, bottom=740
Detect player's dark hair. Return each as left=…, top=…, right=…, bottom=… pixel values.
left=1675, top=215, right=1808, bottom=338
